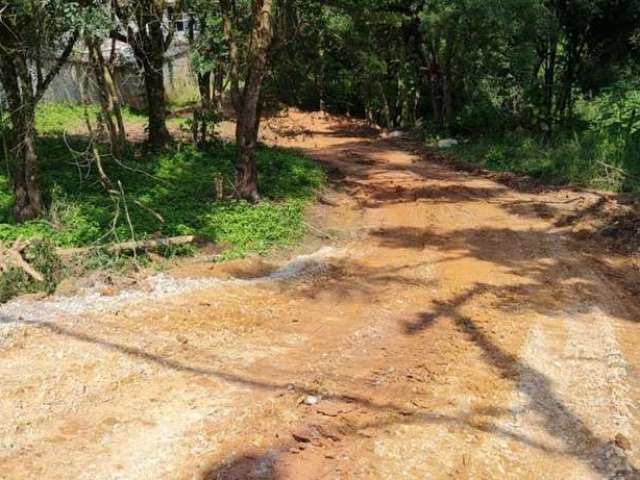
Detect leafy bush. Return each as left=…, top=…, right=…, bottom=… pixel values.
left=582, top=79, right=640, bottom=138
left=450, top=78, right=640, bottom=193
left=450, top=130, right=640, bottom=193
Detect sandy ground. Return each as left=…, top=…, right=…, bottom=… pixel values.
left=1, top=111, right=640, bottom=479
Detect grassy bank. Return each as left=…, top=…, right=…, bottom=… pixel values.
left=447, top=81, right=640, bottom=194
left=0, top=103, right=324, bottom=301
left=448, top=132, right=640, bottom=193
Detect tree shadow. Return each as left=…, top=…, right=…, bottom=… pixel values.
left=370, top=224, right=639, bottom=324
left=204, top=453, right=279, bottom=480
left=271, top=257, right=438, bottom=303
left=3, top=307, right=636, bottom=479
left=402, top=283, right=639, bottom=478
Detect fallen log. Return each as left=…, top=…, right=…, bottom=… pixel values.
left=56, top=235, right=197, bottom=257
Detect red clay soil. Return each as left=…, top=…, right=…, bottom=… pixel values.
left=1, top=110, right=640, bottom=480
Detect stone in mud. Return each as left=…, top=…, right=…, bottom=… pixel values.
left=615, top=433, right=631, bottom=451
left=292, top=433, right=312, bottom=443
left=303, top=395, right=321, bottom=406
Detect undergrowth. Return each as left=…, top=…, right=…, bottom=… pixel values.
left=0, top=103, right=324, bottom=301
left=446, top=79, right=640, bottom=193
left=448, top=132, right=640, bottom=193
left=36, top=102, right=147, bottom=135
left=0, top=239, right=62, bottom=303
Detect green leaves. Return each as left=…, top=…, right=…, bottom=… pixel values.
left=586, top=79, right=640, bottom=139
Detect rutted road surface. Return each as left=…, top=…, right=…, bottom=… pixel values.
left=1, top=112, right=639, bottom=479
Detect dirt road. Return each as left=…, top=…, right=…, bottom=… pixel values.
left=1, top=112, right=639, bottom=479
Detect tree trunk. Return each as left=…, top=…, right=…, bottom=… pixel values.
left=442, top=29, right=456, bottom=131
left=115, top=0, right=172, bottom=149
left=213, top=63, right=225, bottom=113
left=235, top=114, right=260, bottom=202
left=556, top=40, right=582, bottom=125
left=318, top=36, right=326, bottom=112
left=193, top=71, right=212, bottom=146
left=143, top=59, right=171, bottom=149
left=542, top=32, right=558, bottom=144
left=0, top=55, right=44, bottom=222
left=428, top=41, right=444, bottom=130
left=222, top=0, right=275, bottom=202
left=135, top=9, right=171, bottom=150
left=12, top=105, right=43, bottom=223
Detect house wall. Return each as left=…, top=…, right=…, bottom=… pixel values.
left=41, top=49, right=197, bottom=110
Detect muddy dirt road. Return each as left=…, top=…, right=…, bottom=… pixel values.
left=1, top=112, right=639, bottom=479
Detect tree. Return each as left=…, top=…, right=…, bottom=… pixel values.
left=0, top=0, right=79, bottom=222
left=186, top=0, right=227, bottom=146
left=220, top=0, right=276, bottom=201
left=82, top=4, right=127, bottom=156
left=113, top=0, right=178, bottom=149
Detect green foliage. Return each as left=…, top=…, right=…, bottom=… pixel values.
left=0, top=106, right=324, bottom=261
left=450, top=130, right=640, bottom=193
left=451, top=72, right=640, bottom=193
left=0, top=239, right=62, bottom=303
left=581, top=78, right=640, bottom=138
left=36, top=103, right=147, bottom=135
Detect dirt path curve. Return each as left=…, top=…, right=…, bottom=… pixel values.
left=2, top=112, right=640, bottom=479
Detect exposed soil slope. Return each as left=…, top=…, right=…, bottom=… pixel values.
left=1, top=111, right=639, bottom=479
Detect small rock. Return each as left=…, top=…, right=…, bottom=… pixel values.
left=317, top=404, right=346, bottom=417
left=303, top=395, right=321, bottom=406
left=615, top=433, right=631, bottom=451
left=437, top=138, right=459, bottom=148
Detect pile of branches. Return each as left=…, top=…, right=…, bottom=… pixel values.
left=0, top=237, right=44, bottom=282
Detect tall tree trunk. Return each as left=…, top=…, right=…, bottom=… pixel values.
left=0, top=11, right=77, bottom=223
left=122, top=0, right=173, bottom=149
left=442, top=29, right=456, bottom=131
left=556, top=40, right=582, bottom=125
left=193, top=71, right=212, bottom=146
left=222, top=0, right=275, bottom=202
left=428, top=42, right=444, bottom=130
left=142, top=50, right=171, bottom=149
left=318, top=35, right=326, bottom=112
left=0, top=57, right=44, bottom=222
left=542, top=32, right=559, bottom=144
left=235, top=111, right=260, bottom=202
left=12, top=105, right=43, bottom=223
left=213, top=63, right=225, bottom=113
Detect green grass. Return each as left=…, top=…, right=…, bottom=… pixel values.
left=0, top=140, right=323, bottom=256
left=0, top=103, right=325, bottom=301
left=36, top=102, right=147, bottom=135
left=447, top=131, right=640, bottom=193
